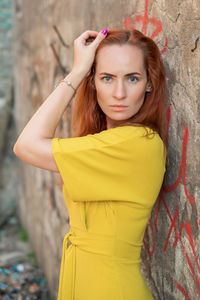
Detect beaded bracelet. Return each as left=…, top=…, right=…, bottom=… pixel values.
left=54, top=78, right=76, bottom=93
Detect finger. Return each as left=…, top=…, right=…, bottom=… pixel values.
left=92, top=29, right=107, bottom=47
left=80, top=30, right=99, bottom=44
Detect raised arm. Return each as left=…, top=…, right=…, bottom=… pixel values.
left=13, top=69, right=85, bottom=172
left=13, top=29, right=107, bottom=172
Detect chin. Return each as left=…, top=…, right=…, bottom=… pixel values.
left=107, top=115, right=130, bottom=121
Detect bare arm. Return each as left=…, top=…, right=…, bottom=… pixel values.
left=13, top=29, right=107, bottom=172
left=13, top=69, right=85, bottom=172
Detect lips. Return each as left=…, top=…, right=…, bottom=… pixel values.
left=111, top=105, right=128, bottom=107
left=110, top=105, right=128, bottom=111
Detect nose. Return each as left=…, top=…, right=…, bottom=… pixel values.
left=113, top=79, right=126, bottom=100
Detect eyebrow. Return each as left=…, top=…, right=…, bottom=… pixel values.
left=99, top=72, right=142, bottom=77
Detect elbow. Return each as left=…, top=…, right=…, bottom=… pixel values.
left=13, top=141, right=25, bottom=158
left=13, top=142, right=30, bottom=163
left=13, top=135, right=28, bottom=155
left=13, top=143, right=20, bottom=157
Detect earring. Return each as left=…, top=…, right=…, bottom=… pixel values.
left=146, top=83, right=152, bottom=92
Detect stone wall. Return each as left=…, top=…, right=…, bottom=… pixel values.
left=12, top=0, right=200, bottom=299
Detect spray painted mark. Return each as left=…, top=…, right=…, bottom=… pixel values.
left=143, top=221, right=155, bottom=257
left=146, top=105, right=198, bottom=299
left=124, top=0, right=168, bottom=54
left=142, top=105, right=199, bottom=299
left=174, top=280, right=192, bottom=300
left=163, top=122, right=195, bottom=205
left=150, top=105, right=198, bottom=298
left=191, top=36, right=200, bottom=52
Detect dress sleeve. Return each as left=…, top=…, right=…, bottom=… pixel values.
left=51, top=127, right=166, bottom=204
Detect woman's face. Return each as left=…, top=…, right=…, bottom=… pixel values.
left=94, top=44, right=150, bottom=129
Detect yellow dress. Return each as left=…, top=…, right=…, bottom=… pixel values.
left=51, top=125, right=166, bottom=300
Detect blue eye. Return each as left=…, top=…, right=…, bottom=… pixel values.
left=102, top=76, right=111, bottom=82
left=129, top=76, right=137, bottom=83
left=101, top=76, right=138, bottom=83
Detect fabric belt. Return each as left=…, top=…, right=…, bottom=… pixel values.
left=57, top=228, right=142, bottom=300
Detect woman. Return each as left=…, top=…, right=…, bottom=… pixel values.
left=13, top=28, right=168, bottom=300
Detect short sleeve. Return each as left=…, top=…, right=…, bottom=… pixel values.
left=51, top=126, right=166, bottom=204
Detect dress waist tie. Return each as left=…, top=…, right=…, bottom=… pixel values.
left=57, top=228, right=143, bottom=300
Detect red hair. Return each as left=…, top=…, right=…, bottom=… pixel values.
left=71, top=28, right=168, bottom=159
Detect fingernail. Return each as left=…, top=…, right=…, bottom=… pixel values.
left=101, top=28, right=108, bottom=35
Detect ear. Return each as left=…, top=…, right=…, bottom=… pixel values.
left=146, top=81, right=152, bottom=92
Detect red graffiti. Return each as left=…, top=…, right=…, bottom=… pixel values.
left=185, top=223, right=200, bottom=273
left=124, top=1, right=199, bottom=298
left=148, top=106, right=198, bottom=299
left=173, top=221, right=184, bottom=248
left=158, top=187, right=200, bottom=295
left=151, top=105, right=198, bottom=298
left=174, top=280, right=192, bottom=300
left=124, top=0, right=168, bottom=54
left=143, top=221, right=155, bottom=256
left=164, top=205, right=179, bottom=252
left=163, top=120, right=195, bottom=205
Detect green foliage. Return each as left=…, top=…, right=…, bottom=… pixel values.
left=27, top=251, right=40, bottom=268
left=18, top=223, right=29, bottom=242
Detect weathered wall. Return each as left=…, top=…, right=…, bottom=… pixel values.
left=0, top=0, right=13, bottom=161
left=13, top=0, right=200, bottom=299
left=0, top=1, right=19, bottom=237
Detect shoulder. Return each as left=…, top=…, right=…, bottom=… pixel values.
left=52, top=125, right=163, bottom=154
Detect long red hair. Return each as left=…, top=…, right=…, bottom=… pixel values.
left=71, top=28, right=168, bottom=160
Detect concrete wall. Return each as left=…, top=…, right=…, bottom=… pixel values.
left=0, top=0, right=13, bottom=161
left=0, top=1, right=19, bottom=240
left=13, top=0, right=200, bottom=299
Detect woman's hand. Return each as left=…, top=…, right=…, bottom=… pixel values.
left=71, top=28, right=108, bottom=77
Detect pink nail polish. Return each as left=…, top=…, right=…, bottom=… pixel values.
left=101, top=28, right=108, bottom=35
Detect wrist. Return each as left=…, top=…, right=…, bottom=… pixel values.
left=65, top=68, right=87, bottom=89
